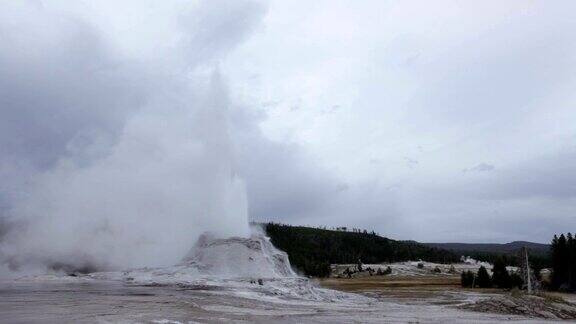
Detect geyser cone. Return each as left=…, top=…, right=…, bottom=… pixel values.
left=182, top=232, right=296, bottom=279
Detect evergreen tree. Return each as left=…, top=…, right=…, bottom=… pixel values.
left=550, top=232, right=576, bottom=291
left=559, top=234, right=568, bottom=287
left=568, top=233, right=575, bottom=290
left=461, top=270, right=475, bottom=288
left=551, top=234, right=561, bottom=288
left=476, top=266, right=492, bottom=288
left=492, top=257, right=511, bottom=288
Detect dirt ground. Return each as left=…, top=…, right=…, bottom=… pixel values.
left=319, top=274, right=502, bottom=304
left=0, top=279, right=530, bottom=323
left=320, top=274, right=576, bottom=321
left=320, top=274, right=576, bottom=301
left=320, top=274, right=462, bottom=291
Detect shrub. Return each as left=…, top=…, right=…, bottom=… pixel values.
left=510, top=287, right=522, bottom=298
left=509, top=272, right=523, bottom=289
left=538, top=292, right=568, bottom=304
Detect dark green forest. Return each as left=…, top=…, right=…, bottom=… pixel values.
left=460, top=259, right=524, bottom=289
left=263, top=222, right=460, bottom=277
left=424, top=241, right=550, bottom=270
left=449, top=250, right=550, bottom=274
left=551, top=233, right=576, bottom=292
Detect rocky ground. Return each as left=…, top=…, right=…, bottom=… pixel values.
left=0, top=279, right=549, bottom=323
left=322, top=272, right=576, bottom=322
left=459, top=293, right=576, bottom=320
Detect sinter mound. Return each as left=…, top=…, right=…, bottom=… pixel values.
left=181, top=233, right=297, bottom=278
left=460, top=293, right=576, bottom=320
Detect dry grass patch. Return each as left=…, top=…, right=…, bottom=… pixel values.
left=320, top=275, right=461, bottom=292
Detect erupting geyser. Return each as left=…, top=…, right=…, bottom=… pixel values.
left=0, top=1, right=261, bottom=275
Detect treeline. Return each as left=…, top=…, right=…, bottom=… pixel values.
left=263, top=222, right=459, bottom=277
left=460, top=233, right=576, bottom=293
left=551, top=233, right=576, bottom=292
left=461, top=259, right=523, bottom=289
left=459, top=251, right=549, bottom=275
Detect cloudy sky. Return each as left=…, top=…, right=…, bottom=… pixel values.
left=0, top=0, right=575, bottom=269
left=224, top=0, right=576, bottom=243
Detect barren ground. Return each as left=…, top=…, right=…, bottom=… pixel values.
left=0, top=275, right=560, bottom=323
left=0, top=259, right=571, bottom=323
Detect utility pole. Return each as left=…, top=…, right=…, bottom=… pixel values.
left=524, top=247, right=532, bottom=294
left=518, top=247, right=537, bottom=294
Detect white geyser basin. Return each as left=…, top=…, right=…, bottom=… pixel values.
left=84, top=232, right=358, bottom=303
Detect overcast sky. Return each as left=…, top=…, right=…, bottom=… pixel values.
left=1, top=0, right=575, bottom=253
left=226, top=0, right=576, bottom=243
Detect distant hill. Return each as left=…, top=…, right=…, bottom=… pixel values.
left=263, top=223, right=460, bottom=277
left=423, top=241, right=550, bottom=256
left=261, top=223, right=553, bottom=276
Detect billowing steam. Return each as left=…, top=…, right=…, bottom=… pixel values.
left=0, top=1, right=266, bottom=274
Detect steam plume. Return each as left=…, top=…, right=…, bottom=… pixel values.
left=0, top=0, right=265, bottom=274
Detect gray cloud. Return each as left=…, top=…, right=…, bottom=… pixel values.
left=463, top=163, right=495, bottom=173
left=487, top=149, right=576, bottom=200
left=230, top=106, right=342, bottom=222
left=404, top=157, right=419, bottom=169
left=397, top=147, right=576, bottom=243
left=221, top=0, right=576, bottom=244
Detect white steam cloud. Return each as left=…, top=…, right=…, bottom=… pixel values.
left=0, top=0, right=266, bottom=273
